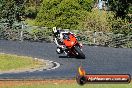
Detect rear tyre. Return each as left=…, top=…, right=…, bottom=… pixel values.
left=74, top=46, right=85, bottom=59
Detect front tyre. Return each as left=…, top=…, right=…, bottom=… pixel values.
left=74, top=46, right=85, bottom=59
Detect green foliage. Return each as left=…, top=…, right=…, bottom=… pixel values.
left=23, top=28, right=53, bottom=42
left=24, top=0, right=43, bottom=18
left=78, top=0, right=94, bottom=11
left=24, top=6, right=37, bottom=19
left=25, top=19, right=36, bottom=26
left=105, top=34, right=126, bottom=48
left=107, top=0, right=131, bottom=37
left=0, top=0, right=25, bottom=26
left=125, top=41, right=132, bottom=48
left=109, top=0, right=129, bottom=19
left=108, top=15, right=132, bottom=35
left=128, top=5, right=132, bottom=14
left=35, top=0, right=94, bottom=30
left=81, top=9, right=112, bottom=32
left=104, top=34, right=132, bottom=48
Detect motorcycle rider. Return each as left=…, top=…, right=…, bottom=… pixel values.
left=52, top=27, right=75, bottom=54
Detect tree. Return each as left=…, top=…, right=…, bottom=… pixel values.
left=35, top=0, right=94, bottom=29
left=109, top=0, right=129, bottom=19
left=24, top=0, right=43, bottom=18
left=0, top=0, right=25, bottom=26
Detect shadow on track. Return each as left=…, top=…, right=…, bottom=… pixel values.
left=59, top=55, right=85, bottom=59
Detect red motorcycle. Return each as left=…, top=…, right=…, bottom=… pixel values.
left=61, top=33, right=85, bottom=59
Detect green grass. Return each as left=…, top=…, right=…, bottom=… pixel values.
left=2, top=83, right=132, bottom=88
left=0, top=53, right=45, bottom=71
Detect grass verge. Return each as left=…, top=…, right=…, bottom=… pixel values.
left=0, top=53, right=45, bottom=71
left=0, top=80, right=131, bottom=88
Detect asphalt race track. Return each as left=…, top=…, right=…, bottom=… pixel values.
left=0, top=40, right=132, bottom=79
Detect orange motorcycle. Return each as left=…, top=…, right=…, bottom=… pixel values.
left=61, top=33, right=85, bottom=59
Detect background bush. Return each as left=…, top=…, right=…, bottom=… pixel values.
left=108, top=14, right=132, bottom=35
left=35, top=0, right=94, bottom=30
left=23, top=27, right=53, bottom=42
left=81, top=9, right=112, bottom=32
left=0, top=0, right=131, bottom=48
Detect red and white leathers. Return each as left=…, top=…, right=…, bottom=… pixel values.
left=53, top=27, right=76, bottom=54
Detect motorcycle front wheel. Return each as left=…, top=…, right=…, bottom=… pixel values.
left=74, top=46, right=85, bottom=59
